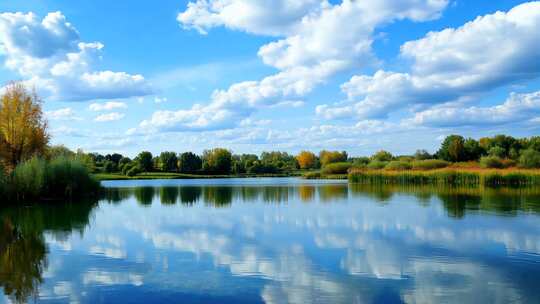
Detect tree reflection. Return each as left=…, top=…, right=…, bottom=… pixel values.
left=350, top=184, right=540, bottom=217
left=180, top=187, right=202, bottom=205
left=160, top=187, right=179, bottom=205
left=134, top=187, right=155, bottom=206
left=204, top=187, right=233, bottom=207
left=0, top=200, right=97, bottom=303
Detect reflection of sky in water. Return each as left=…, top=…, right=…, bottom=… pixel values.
left=2, top=178, right=540, bottom=303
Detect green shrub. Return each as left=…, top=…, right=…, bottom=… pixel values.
left=480, top=156, right=504, bottom=169
left=45, top=157, right=100, bottom=199
left=321, top=162, right=352, bottom=175
left=519, top=149, right=540, bottom=168
left=6, top=157, right=100, bottom=202
left=126, top=167, right=141, bottom=177
left=371, top=150, right=393, bottom=162
left=385, top=161, right=412, bottom=171
left=303, top=171, right=321, bottom=179
left=11, top=157, right=47, bottom=199
left=411, top=159, right=449, bottom=170
left=367, top=161, right=388, bottom=170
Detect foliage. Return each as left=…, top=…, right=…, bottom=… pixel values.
left=384, top=161, right=412, bottom=171
left=296, top=151, right=317, bottom=169
left=480, top=156, right=504, bottom=169
left=321, top=162, right=352, bottom=175
left=47, top=145, right=75, bottom=159
left=303, top=171, right=322, bottom=179
left=371, top=150, right=393, bottom=162
left=6, top=157, right=100, bottom=202
left=367, top=160, right=388, bottom=169
left=179, top=152, right=202, bottom=173
left=203, top=148, right=232, bottom=174
left=260, top=151, right=298, bottom=171
left=0, top=82, right=49, bottom=169
left=411, top=159, right=449, bottom=170
left=437, top=135, right=466, bottom=162
left=349, top=168, right=540, bottom=187
left=414, top=149, right=432, bottom=160
left=103, top=161, right=116, bottom=173
left=488, top=146, right=506, bottom=158
left=158, top=152, right=178, bottom=172
left=519, top=149, right=540, bottom=169
left=319, top=150, right=348, bottom=166
left=135, top=151, right=153, bottom=172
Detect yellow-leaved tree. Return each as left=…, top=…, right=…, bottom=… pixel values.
left=296, top=151, right=317, bottom=169
left=0, top=82, right=49, bottom=169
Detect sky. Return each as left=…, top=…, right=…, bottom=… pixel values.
left=0, top=0, right=539, bottom=157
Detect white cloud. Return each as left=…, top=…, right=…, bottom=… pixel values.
left=141, top=0, right=448, bottom=133
left=94, top=112, right=125, bottom=122
left=45, top=107, right=81, bottom=121
left=318, top=2, right=540, bottom=120
left=154, top=96, right=167, bottom=104
left=177, top=0, right=324, bottom=36
left=409, top=90, right=540, bottom=127
left=89, top=101, right=128, bottom=111
left=0, top=11, right=152, bottom=101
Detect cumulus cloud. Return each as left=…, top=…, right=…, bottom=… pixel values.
left=0, top=11, right=152, bottom=101
left=177, top=0, right=324, bottom=36
left=409, top=90, right=540, bottom=127
left=140, top=0, right=448, bottom=133
left=89, top=101, right=128, bottom=111
left=46, top=107, right=82, bottom=121
left=318, top=2, right=540, bottom=120
left=94, top=112, right=125, bottom=122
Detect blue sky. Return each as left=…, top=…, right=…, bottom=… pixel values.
left=0, top=0, right=539, bottom=157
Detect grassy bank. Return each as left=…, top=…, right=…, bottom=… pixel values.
left=349, top=168, right=540, bottom=187
left=1, top=157, right=100, bottom=203
left=94, top=171, right=302, bottom=181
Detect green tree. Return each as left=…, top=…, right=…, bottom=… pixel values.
left=320, top=150, right=348, bottom=166
left=203, top=148, right=232, bottom=174
left=414, top=149, right=432, bottom=160
left=371, top=150, right=393, bottom=162
left=159, top=152, right=178, bottom=172
left=519, top=149, right=540, bottom=168
left=463, top=138, right=484, bottom=161
left=178, top=152, right=202, bottom=173
left=437, top=135, right=466, bottom=162
left=488, top=146, right=506, bottom=158
left=135, top=151, right=153, bottom=172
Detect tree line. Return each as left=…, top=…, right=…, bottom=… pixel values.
left=66, top=133, right=540, bottom=178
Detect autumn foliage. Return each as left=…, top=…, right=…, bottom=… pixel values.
left=296, top=151, right=317, bottom=169
left=0, top=83, right=49, bottom=170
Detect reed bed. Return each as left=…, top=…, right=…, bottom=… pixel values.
left=3, top=157, right=100, bottom=203
left=348, top=168, right=540, bottom=187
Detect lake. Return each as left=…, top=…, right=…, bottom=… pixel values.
left=2, top=178, right=540, bottom=303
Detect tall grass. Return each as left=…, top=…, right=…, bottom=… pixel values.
left=5, top=157, right=100, bottom=202
left=349, top=168, right=540, bottom=187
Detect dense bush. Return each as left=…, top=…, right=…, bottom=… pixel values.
left=411, top=159, right=449, bottom=170
left=480, top=156, right=504, bottom=169
left=367, top=161, right=388, bottom=169
left=7, top=157, right=100, bottom=202
left=321, top=162, right=352, bottom=175
left=519, top=149, right=540, bottom=168
left=384, top=161, right=412, bottom=171
left=303, top=171, right=322, bottom=179
left=371, top=150, right=393, bottom=162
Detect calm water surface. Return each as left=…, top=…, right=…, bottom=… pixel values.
left=2, top=178, right=540, bottom=303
